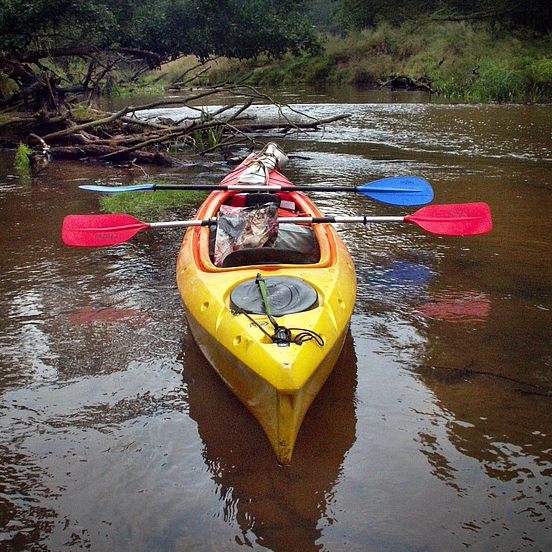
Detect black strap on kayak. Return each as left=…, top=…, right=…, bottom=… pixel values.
left=253, top=274, right=324, bottom=347
left=237, top=308, right=325, bottom=347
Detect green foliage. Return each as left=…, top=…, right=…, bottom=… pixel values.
left=0, top=73, right=19, bottom=99
left=0, top=0, right=117, bottom=54
left=13, top=143, right=33, bottom=183
left=526, top=58, right=552, bottom=98
left=0, top=0, right=318, bottom=64
left=98, top=185, right=207, bottom=218
left=335, top=0, right=552, bottom=33
left=336, top=0, right=440, bottom=29
left=404, top=24, right=550, bottom=102
left=2, top=1, right=550, bottom=111
left=469, top=63, right=527, bottom=102
left=0, top=0, right=320, bottom=114
left=208, top=20, right=551, bottom=103
left=14, top=143, right=32, bottom=172
left=308, top=0, right=345, bottom=34
left=528, top=58, right=552, bottom=84
left=191, top=126, right=222, bottom=151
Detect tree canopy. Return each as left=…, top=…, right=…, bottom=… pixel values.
left=0, top=0, right=317, bottom=59
left=0, top=0, right=317, bottom=105
left=0, top=0, right=326, bottom=168
left=336, top=0, right=552, bottom=32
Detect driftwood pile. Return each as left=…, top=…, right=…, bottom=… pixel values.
left=2, top=85, right=350, bottom=170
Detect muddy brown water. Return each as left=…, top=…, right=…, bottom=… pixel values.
left=1, top=88, right=551, bottom=551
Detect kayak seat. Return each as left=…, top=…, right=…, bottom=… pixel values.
left=229, top=192, right=298, bottom=213
left=229, top=193, right=282, bottom=208
left=222, top=247, right=306, bottom=267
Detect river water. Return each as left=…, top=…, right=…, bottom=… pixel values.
left=1, top=87, right=551, bottom=552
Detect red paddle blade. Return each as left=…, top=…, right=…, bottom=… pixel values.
left=405, top=203, right=492, bottom=235
left=62, top=214, right=149, bottom=246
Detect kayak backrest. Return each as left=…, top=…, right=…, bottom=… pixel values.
left=229, top=193, right=282, bottom=208
left=221, top=247, right=306, bottom=267
left=229, top=192, right=298, bottom=215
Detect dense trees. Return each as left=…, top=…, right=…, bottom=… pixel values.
left=1, top=0, right=549, bottom=110
left=0, top=0, right=317, bottom=59
left=0, top=0, right=317, bottom=108
left=336, top=0, right=552, bottom=32
left=0, top=0, right=321, bottom=166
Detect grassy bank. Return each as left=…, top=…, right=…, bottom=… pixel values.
left=202, top=21, right=552, bottom=103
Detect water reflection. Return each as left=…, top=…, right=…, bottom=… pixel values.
left=180, top=331, right=358, bottom=551
left=350, top=231, right=551, bottom=550
left=411, top=342, right=552, bottom=543
left=1, top=91, right=551, bottom=551
left=413, top=290, right=491, bottom=322
left=0, top=360, right=192, bottom=551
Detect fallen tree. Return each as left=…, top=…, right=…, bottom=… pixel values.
left=1, top=81, right=350, bottom=170
left=1, top=0, right=325, bottom=169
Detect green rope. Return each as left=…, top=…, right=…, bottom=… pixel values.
left=255, top=273, right=274, bottom=320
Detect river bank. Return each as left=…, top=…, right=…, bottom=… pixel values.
left=188, top=21, right=552, bottom=103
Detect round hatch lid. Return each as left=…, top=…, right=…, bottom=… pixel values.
left=230, top=276, right=318, bottom=316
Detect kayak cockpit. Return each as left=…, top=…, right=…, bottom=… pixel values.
left=209, top=191, right=321, bottom=268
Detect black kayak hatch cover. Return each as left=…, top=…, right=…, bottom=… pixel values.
left=230, top=276, right=318, bottom=316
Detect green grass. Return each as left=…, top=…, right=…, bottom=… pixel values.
left=98, top=184, right=207, bottom=218
left=14, top=143, right=32, bottom=172
left=203, top=20, right=552, bottom=103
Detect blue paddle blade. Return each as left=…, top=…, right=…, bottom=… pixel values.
left=79, top=175, right=434, bottom=204
left=357, top=176, right=434, bottom=206
left=79, top=183, right=155, bottom=193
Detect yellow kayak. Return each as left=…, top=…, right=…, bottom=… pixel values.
left=176, top=148, right=356, bottom=464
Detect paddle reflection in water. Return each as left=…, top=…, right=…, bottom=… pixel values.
left=349, top=221, right=551, bottom=550
left=179, top=330, right=358, bottom=551
left=363, top=258, right=492, bottom=322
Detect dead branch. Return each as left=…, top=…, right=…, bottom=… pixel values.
left=50, top=144, right=182, bottom=165
left=3, top=77, right=351, bottom=167
left=232, top=114, right=351, bottom=132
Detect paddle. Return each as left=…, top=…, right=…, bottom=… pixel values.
left=78, top=176, right=434, bottom=206
left=62, top=203, right=492, bottom=247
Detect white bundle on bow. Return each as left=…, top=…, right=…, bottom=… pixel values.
left=237, top=143, right=289, bottom=185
